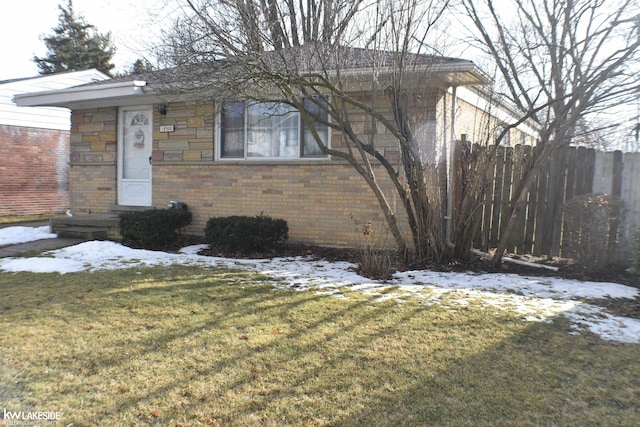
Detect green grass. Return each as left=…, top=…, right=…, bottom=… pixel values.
left=0, top=214, right=56, bottom=224
left=1, top=265, right=639, bottom=426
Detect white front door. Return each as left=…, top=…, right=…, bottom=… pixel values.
left=118, top=106, right=153, bottom=206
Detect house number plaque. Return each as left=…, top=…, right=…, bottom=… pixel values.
left=159, top=125, right=175, bottom=133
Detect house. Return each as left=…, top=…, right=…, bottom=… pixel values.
left=0, top=70, right=109, bottom=216
left=14, top=49, right=536, bottom=246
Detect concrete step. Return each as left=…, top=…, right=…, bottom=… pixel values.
left=50, top=215, right=121, bottom=241
left=109, top=204, right=152, bottom=213
left=57, top=226, right=108, bottom=240
left=50, top=215, right=120, bottom=228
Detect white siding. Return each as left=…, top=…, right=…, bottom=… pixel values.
left=0, top=69, right=109, bottom=130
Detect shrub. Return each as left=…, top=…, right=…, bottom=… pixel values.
left=357, top=245, right=396, bottom=282
left=562, top=194, right=624, bottom=272
left=351, top=218, right=396, bottom=281
left=120, top=208, right=193, bottom=249
left=205, top=215, right=288, bottom=254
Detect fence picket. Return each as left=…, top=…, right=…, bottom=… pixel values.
left=489, top=146, right=505, bottom=248
left=453, top=143, right=638, bottom=264
left=501, top=146, right=515, bottom=252
left=532, top=160, right=549, bottom=256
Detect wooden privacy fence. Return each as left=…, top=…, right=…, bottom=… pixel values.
left=453, top=142, right=640, bottom=264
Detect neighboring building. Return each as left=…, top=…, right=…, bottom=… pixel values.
left=14, top=52, right=536, bottom=246
left=455, top=86, right=540, bottom=147
left=0, top=70, right=109, bottom=216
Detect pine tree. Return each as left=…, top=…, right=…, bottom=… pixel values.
left=130, top=59, right=154, bottom=75
left=34, top=0, right=116, bottom=76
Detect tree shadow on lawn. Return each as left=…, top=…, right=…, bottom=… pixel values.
left=1, top=266, right=639, bottom=426
left=338, top=319, right=640, bottom=426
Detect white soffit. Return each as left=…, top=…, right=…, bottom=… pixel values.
left=14, top=80, right=152, bottom=109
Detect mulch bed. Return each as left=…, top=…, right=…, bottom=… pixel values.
left=141, top=236, right=640, bottom=318
left=162, top=236, right=638, bottom=287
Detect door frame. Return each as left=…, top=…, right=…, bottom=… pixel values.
left=117, top=105, right=153, bottom=206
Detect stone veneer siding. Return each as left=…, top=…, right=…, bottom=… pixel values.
left=0, top=124, right=70, bottom=215
left=68, top=91, right=520, bottom=247
left=69, top=107, right=118, bottom=213
left=68, top=101, right=405, bottom=246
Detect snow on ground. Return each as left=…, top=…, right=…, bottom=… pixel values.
left=0, top=226, right=56, bottom=246
left=0, top=227, right=639, bottom=343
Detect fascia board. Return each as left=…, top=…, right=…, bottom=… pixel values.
left=330, top=61, right=492, bottom=86
left=14, top=80, right=148, bottom=108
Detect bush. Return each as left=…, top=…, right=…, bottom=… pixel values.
left=120, top=208, right=193, bottom=249
left=631, top=229, right=640, bottom=275
left=351, top=218, right=396, bottom=281
left=205, top=215, right=288, bottom=254
left=357, top=245, right=396, bottom=282
left=562, top=194, right=624, bottom=272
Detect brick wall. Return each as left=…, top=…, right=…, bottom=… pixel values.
left=0, top=124, right=70, bottom=216
left=68, top=100, right=407, bottom=246
left=69, top=164, right=117, bottom=214
left=66, top=92, right=532, bottom=246
left=67, top=108, right=118, bottom=214
left=153, top=162, right=402, bottom=247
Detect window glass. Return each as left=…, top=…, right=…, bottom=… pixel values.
left=301, top=98, right=328, bottom=157
left=221, top=101, right=245, bottom=158
left=247, top=102, right=299, bottom=158
left=220, top=99, right=328, bottom=160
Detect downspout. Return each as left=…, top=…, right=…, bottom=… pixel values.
left=445, top=85, right=458, bottom=248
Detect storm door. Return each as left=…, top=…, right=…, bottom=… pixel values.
left=118, top=106, right=152, bottom=206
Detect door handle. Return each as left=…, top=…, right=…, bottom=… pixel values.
left=149, top=156, right=152, bottom=165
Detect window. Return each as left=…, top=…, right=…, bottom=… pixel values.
left=219, top=100, right=329, bottom=159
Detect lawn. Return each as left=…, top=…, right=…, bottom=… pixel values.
left=0, top=214, right=55, bottom=224
left=1, top=264, right=639, bottom=426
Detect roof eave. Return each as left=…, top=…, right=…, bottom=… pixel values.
left=419, top=61, right=493, bottom=86
left=13, top=80, right=152, bottom=109
left=337, top=61, right=492, bottom=87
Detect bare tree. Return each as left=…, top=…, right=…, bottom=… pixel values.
left=160, top=0, right=366, bottom=64
left=154, top=0, right=492, bottom=264
left=461, top=0, right=640, bottom=265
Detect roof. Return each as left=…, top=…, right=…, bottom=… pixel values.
left=263, top=44, right=492, bottom=85
left=1, top=69, right=109, bottom=130
left=14, top=46, right=492, bottom=110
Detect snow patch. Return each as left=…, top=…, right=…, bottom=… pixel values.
left=0, top=226, right=56, bottom=246
left=0, top=226, right=638, bottom=343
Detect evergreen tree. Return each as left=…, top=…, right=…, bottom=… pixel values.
left=34, top=0, right=116, bottom=76
left=130, top=58, right=154, bottom=75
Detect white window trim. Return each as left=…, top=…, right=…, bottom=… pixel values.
left=215, top=101, right=331, bottom=162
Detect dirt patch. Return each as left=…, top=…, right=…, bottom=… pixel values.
left=197, top=240, right=638, bottom=287
left=156, top=237, right=640, bottom=317
left=163, top=236, right=639, bottom=286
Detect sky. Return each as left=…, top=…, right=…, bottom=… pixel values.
left=1, top=1, right=637, bottom=150
left=1, top=225, right=639, bottom=344
left=0, top=0, right=176, bottom=80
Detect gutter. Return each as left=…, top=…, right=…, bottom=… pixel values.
left=14, top=80, right=148, bottom=108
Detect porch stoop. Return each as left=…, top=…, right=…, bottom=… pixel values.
left=50, top=215, right=120, bottom=240
left=51, top=205, right=155, bottom=240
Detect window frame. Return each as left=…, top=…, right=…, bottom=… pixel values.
left=216, top=99, right=330, bottom=161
